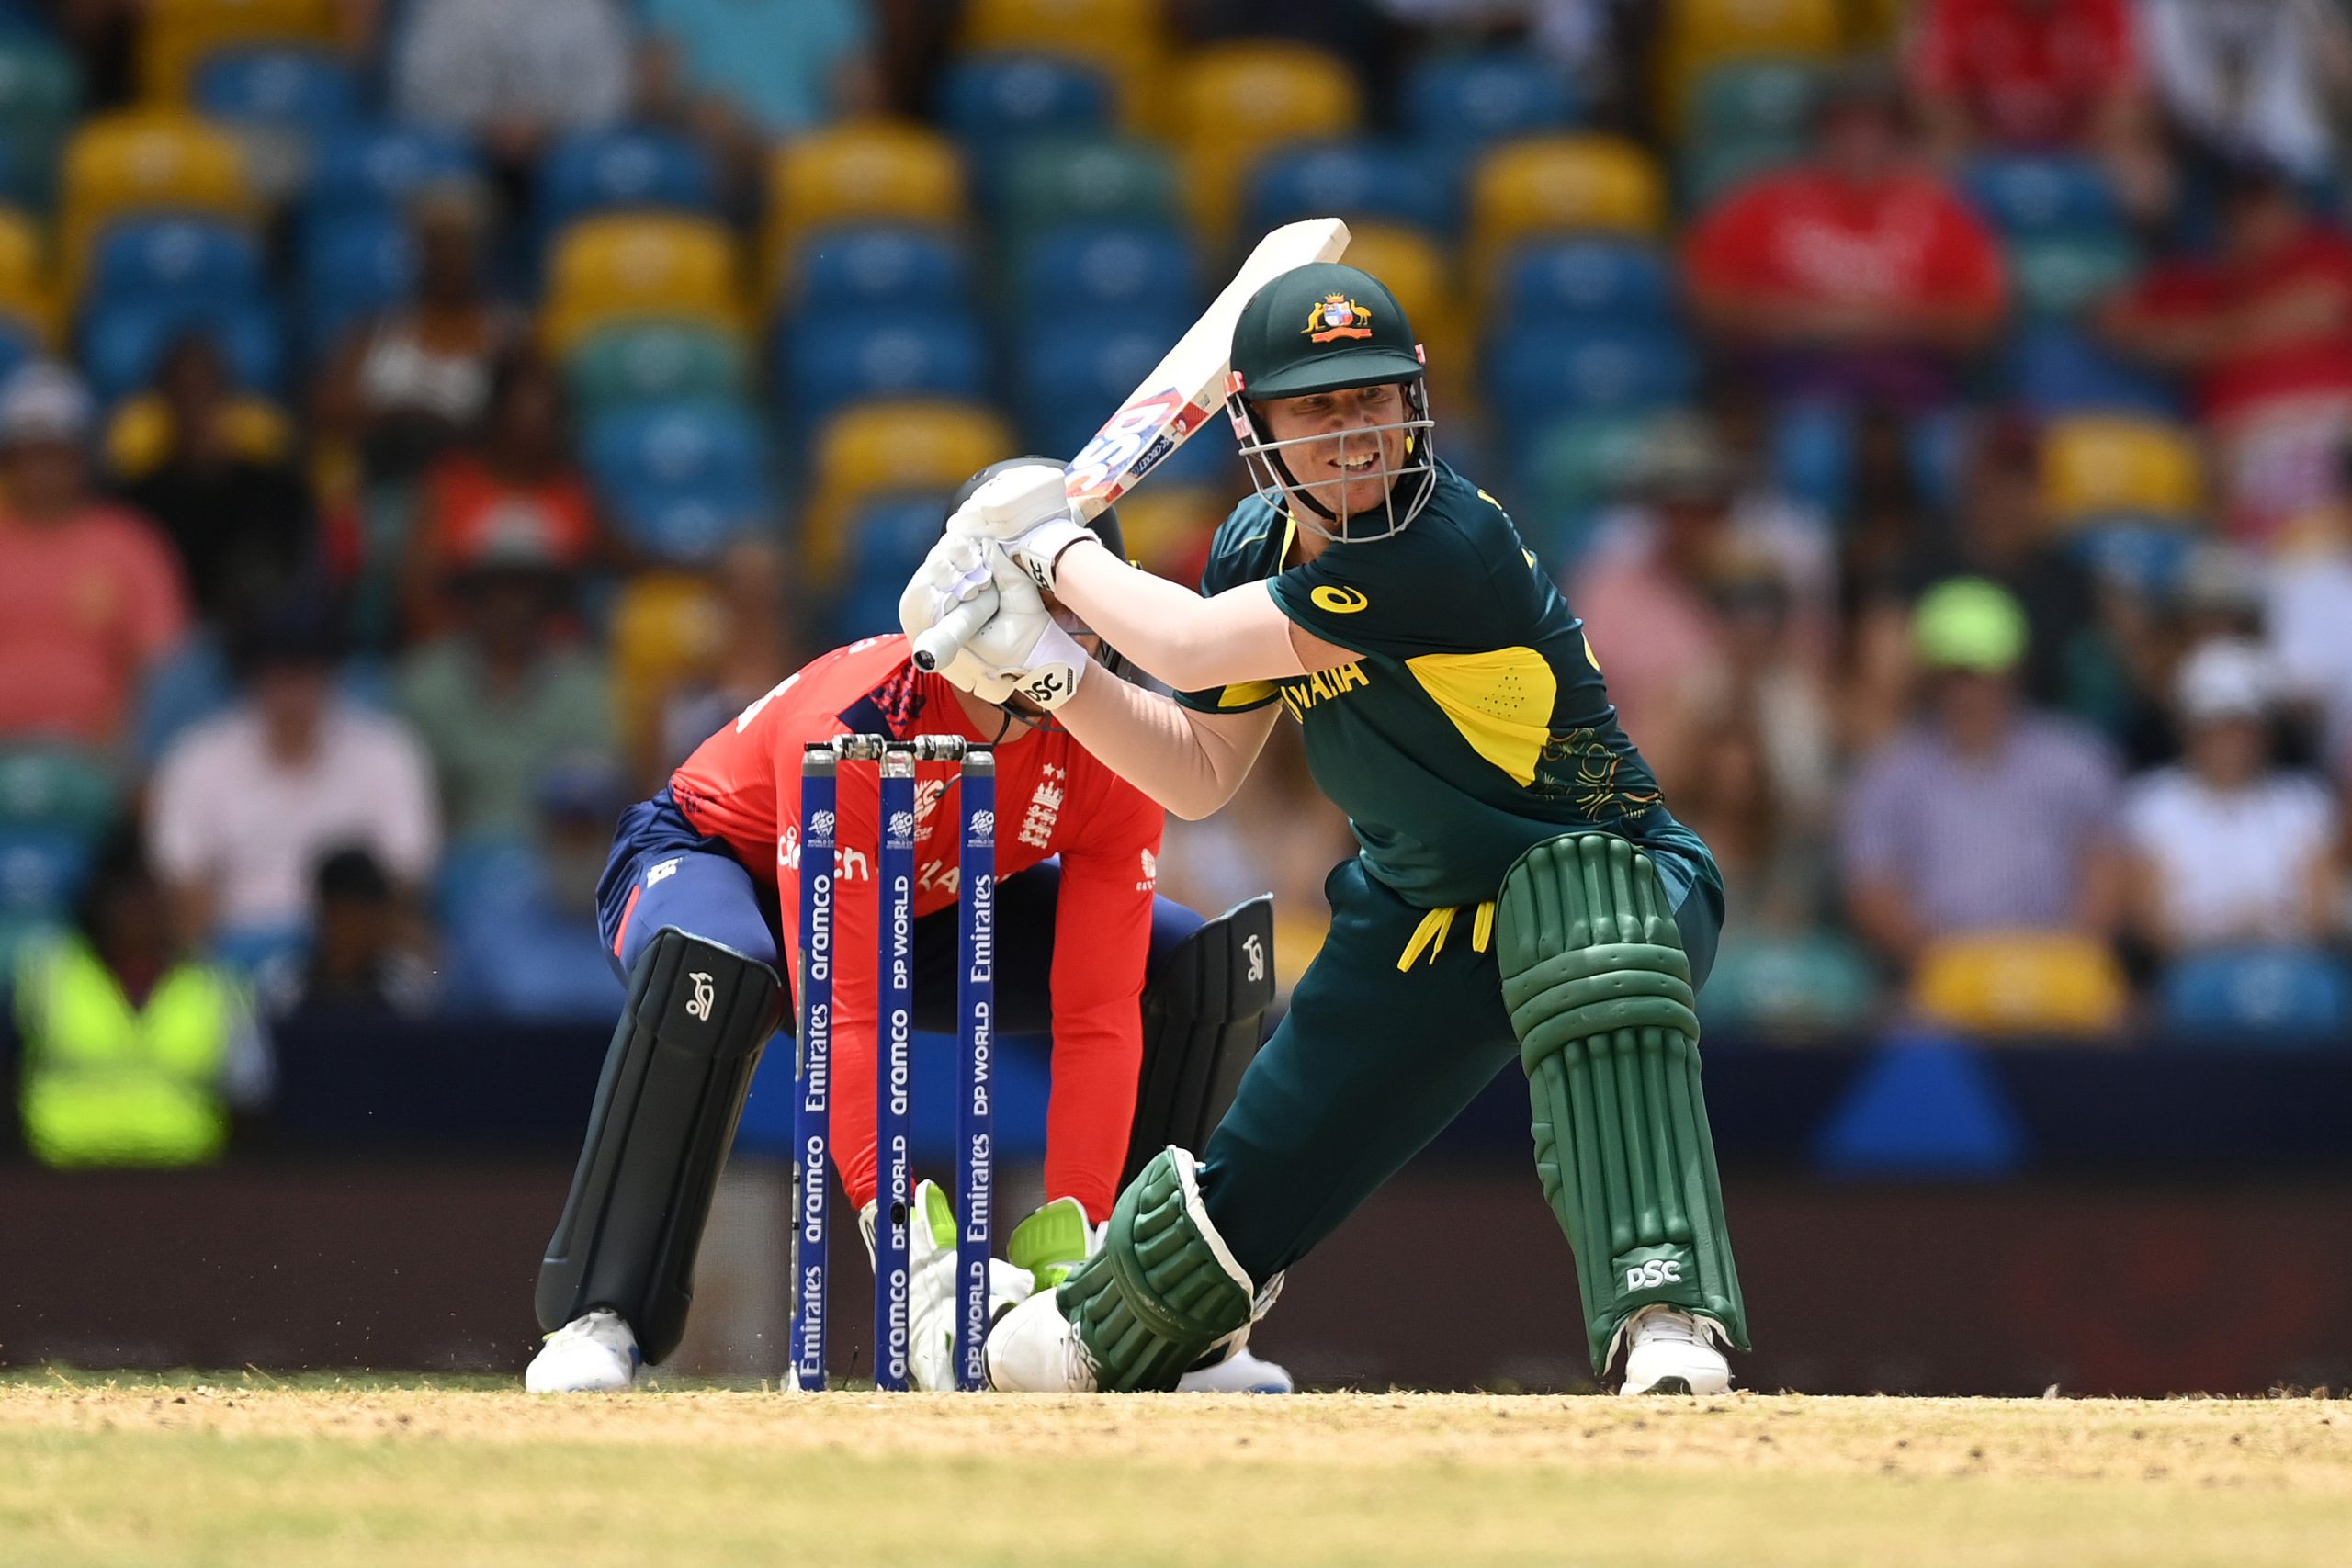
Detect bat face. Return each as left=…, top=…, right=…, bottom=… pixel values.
left=1064, top=389, right=1217, bottom=515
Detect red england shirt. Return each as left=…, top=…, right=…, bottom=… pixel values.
left=1685, top=165, right=2007, bottom=320
left=2117, top=226, right=2352, bottom=426
left=1911, top=0, right=2142, bottom=149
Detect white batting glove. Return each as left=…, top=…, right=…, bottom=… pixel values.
left=899, top=535, right=1018, bottom=702
left=943, top=461, right=1102, bottom=593
left=963, top=562, right=1088, bottom=710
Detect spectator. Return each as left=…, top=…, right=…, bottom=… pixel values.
left=148, top=601, right=439, bottom=955
left=640, top=0, right=879, bottom=194
left=257, top=848, right=440, bottom=1021
left=390, top=0, right=633, bottom=183
left=1683, top=62, right=2008, bottom=507
left=1842, top=578, right=2125, bottom=974
left=10, top=825, right=270, bottom=1168
left=441, top=760, right=629, bottom=1020
left=653, top=536, right=799, bottom=777
left=1908, top=0, right=2166, bottom=214
left=120, top=334, right=318, bottom=627
left=2102, top=163, right=2352, bottom=540
left=2140, top=0, right=2351, bottom=186
left=2122, top=639, right=2339, bottom=956
left=403, top=348, right=608, bottom=637
left=397, top=535, right=616, bottom=841
left=316, top=180, right=519, bottom=490
left=1665, top=663, right=1837, bottom=935
left=0, top=362, right=189, bottom=751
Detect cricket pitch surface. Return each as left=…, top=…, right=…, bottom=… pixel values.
left=3, top=1375, right=2346, bottom=1566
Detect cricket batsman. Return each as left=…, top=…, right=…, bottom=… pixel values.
left=901, top=262, right=1749, bottom=1394
left=526, top=477, right=1288, bottom=1394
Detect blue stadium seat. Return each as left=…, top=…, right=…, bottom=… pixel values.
left=438, top=838, right=622, bottom=1021
left=1244, top=139, right=1453, bottom=236
left=1494, top=238, right=1673, bottom=321
left=305, top=123, right=480, bottom=216
left=80, top=296, right=285, bottom=402
left=1962, top=153, right=2121, bottom=237
left=0, top=24, right=82, bottom=210
left=940, top=54, right=1114, bottom=155
left=0, top=826, right=91, bottom=919
left=832, top=492, right=961, bottom=641
left=194, top=45, right=358, bottom=139
left=85, top=217, right=263, bottom=307
left=793, top=223, right=974, bottom=311
left=2006, top=322, right=2178, bottom=417
left=537, top=128, right=719, bottom=239
left=2160, top=949, right=2352, bottom=1045
left=2062, top=516, right=2198, bottom=597
left=1483, top=321, right=1696, bottom=438
left=1012, top=221, right=1196, bottom=319
left=1403, top=51, right=1578, bottom=161
left=776, top=305, right=991, bottom=424
left=0, top=745, right=117, bottom=836
left=1014, top=313, right=1229, bottom=479
left=0, top=316, right=36, bottom=388
left=297, top=205, right=414, bottom=354
left=587, top=400, right=775, bottom=565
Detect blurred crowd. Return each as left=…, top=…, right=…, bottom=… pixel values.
left=6, top=0, right=2352, bottom=1165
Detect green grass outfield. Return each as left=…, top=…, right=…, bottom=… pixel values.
left=2, top=1372, right=2347, bottom=1567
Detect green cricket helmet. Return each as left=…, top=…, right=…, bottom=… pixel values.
left=1226, top=260, right=1436, bottom=540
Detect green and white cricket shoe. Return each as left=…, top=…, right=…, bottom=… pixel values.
left=905, top=1179, right=1036, bottom=1392
left=1616, top=1304, right=1732, bottom=1395
left=524, top=1308, right=639, bottom=1393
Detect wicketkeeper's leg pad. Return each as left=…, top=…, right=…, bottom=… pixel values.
left=1498, top=832, right=1749, bottom=1372
left=535, top=928, right=784, bottom=1364
left=1057, top=1145, right=1254, bottom=1392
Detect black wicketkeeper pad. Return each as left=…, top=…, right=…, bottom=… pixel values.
left=1497, top=833, right=1749, bottom=1372
left=1123, top=895, right=1277, bottom=1189
left=535, top=928, right=784, bottom=1363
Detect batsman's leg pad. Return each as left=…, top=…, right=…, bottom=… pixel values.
left=1125, top=896, right=1277, bottom=1189
left=1057, top=1146, right=1254, bottom=1392
left=1498, top=833, right=1749, bottom=1371
left=535, top=928, right=784, bottom=1364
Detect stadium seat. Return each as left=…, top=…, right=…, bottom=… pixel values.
left=536, top=129, right=720, bottom=243
left=1483, top=321, right=1696, bottom=440
left=1699, top=931, right=1878, bottom=1038
left=802, top=400, right=1017, bottom=579
left=192, top=40, right=355, bottom=194
left=2061, top=515, right=2199, bottom=598
left=86, top=217, right=263, bottom=309
left=940, top=53, right=1116, bottom=157
left=956, top=0, right=1166, bottom=125
left=2008, top=232, right=2139, bottom=319
left=1518, top=409, right=1665, bottom=560
left=2041, top=414, right=2203, bottom=526
left=832, top=493, right=964, bottom=642
left=2159, top=948, right=2352, bottom=1045
left=1686, top=58, right=1823, bottom=149
left=1492, top=237, right=1674, bottom=321
left=1012, top=221, right=1195, bottom=319
left=0, top=205, right=51, bottom=343
left=1912, top=931, right=2130, bottom=1037
left=0, top=825, right=92, bottom=920
left=993, top=135, right=1179, bottom=230
left=296, top=204, right=413, bottom=355
left=792, top=224, right=974, bottom=312
left=761, top=122, right=965, bottom=299
left=587, top=400, right=775, bottom=566
left=775, top=304, right=991, bottom=424
left=541, top=215, right=743, bottom=354
left=0, top=315, right=35, bottom=385
left=0, top=28, right=82, bottom=210
left=1962, top=154, right=2122, bottom=238
left=1677, top=137, right=1803, bottom=213
left=1402, top=51, right=1579, bottom=165
left=611, top=570, right=725, bottom=763
left=1173, top=41, right=1363, bottom=237
left=107, top=388, right=289, bottom=479
left=2006, top=322, right=2178, bottom=419
left=1657, top=0, right=1842, bottom=131
left=1013, top=313, right=1227, bottom=480
left=1338, top=222, right=1463, bottom=391
left=138, top=0, right=338, bottom=102
left=0, top=746, right=117, bottom=837
left=1468, top=135, right=1667, bottom=278
left=79, top=295, right=284, bottom=402
left=304, top=122, right=480, bottom=218
left=59, top=112, right=255, bottom=302
left=1243, top=139, right=1453, bottom=238
left=566, top=321, right=752, bottom=418
left=1110, top=482, right=1225, bottom=573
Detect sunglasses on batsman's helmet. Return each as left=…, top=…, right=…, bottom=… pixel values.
left=1226, top=261, right=1436, bottom=543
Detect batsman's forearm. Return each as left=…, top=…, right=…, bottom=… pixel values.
left=1053, top=543, right=1303, bottom=693
left=1055, top=670, right=1272, bottom=820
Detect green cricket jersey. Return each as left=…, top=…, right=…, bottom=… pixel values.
left=1176, top=461, right=1718, bottom=910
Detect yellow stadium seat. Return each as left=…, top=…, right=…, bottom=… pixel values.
left=542, top=215, right=745, bottom=355
left=106, top=391, right=289, bottom=479
left=1658, top=0, right=1844, bottom=130
left=1468, top=135, right=1665, bottom=279
left=1337, top=222, right=1465, bottom=405
left=1173, top=41, right=1362, bottom=238
left=804, top=400, right=1016, bottom=579
left=140, top=0, right=341, bottom=101
left=1913, top=931, right=2130, bottom=1037
left=956, top=0, right=1168, bottom=127
left=761, top=121, right=966, bottom=301
left=2040, top=414, right=2204, bottom=527
left=0, top=209, right=52, bottom=345
left=612, top=570, right=728, bottom=775
left=58, top=113, right=254, bottom=303
left=1112, top=484, right=1227, bottom=575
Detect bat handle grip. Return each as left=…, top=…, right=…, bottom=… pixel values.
left=910, top=593, right=996, bottom=672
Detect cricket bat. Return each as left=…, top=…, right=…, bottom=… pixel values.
left=910, top=217, right=1351, bottom=671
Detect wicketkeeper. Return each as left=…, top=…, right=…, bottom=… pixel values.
left=901, top=262, right=1750, bottom=1394
left=527, top=478, right=1287, bottom=1394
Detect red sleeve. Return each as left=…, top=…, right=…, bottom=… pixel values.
left=2093, top=0, right=2143, bottom=83
left=1910, top=0, right=1964, bottom=94
left=1040, top=766, right=1164, bottom=1222
left=1683, top=183, right=1778, bottom=299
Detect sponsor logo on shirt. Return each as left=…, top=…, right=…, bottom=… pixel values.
left=1278, top=661, right=1370, bottom=719
left=1309, top=585, right=1369, bottom=614
left=646, top=857, right=680, bottom=887
left=1136, top=847, right=1157, bottom=892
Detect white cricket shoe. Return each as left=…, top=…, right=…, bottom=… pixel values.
left=1177, top=1345, right=1295, bottom=1393
left=525, top=1308, right=639, bottom=1393
left=1616, top=1304, right=1732, bottom=1395
left=984, top=1289, right=1097, bottom=1393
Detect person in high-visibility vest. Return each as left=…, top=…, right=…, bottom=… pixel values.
left=12, top=826, right=271, bottom=1168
